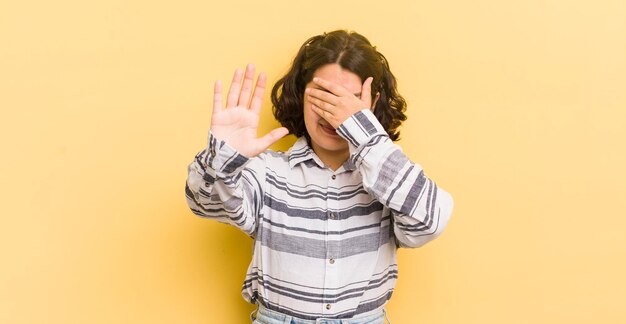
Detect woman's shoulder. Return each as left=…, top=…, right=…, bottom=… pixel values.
left=257, top=137, right=309, bottom=168
left=259, top=149, right=289, bottom=163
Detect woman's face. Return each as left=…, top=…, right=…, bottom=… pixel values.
left=303, top=63, right=363, bottom=165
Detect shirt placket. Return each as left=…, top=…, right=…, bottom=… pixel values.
left=322, top=171, right=340, bottom=315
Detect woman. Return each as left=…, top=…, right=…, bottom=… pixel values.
left=185, top=30, right=454, bottom=324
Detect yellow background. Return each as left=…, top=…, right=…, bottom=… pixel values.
left=1, top=0, right=625, bottom=323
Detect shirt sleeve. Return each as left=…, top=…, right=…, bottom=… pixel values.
left=184, top=131, right=265, bottom=237
left=336, top=109, right=454, bottom=248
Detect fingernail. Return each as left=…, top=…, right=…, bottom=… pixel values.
left=305, top=88, right=310, bottom=93
left=313, top=77, right=319, bottom=82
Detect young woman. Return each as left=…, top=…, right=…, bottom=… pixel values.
left=185, top=30, right=454, bottom=324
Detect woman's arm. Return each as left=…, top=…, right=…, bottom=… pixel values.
left=185, top=64, right=288, bottom=237
left=306, top=77, right=454, bottom=248
left=337, top=109, right=454, bottom=248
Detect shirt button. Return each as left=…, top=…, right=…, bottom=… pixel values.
left=326, top=304, right=332, bottom=310
left=329, top=258, right=335, bottom=264
left=331, top=175, right=336, bottom=180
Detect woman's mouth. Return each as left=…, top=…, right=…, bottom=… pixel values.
left=320, top=124, right=338, bottom=136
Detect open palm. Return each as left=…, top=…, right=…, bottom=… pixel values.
left=211, top=64, right=288, bottom=157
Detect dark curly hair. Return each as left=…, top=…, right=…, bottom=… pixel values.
left=271, top=30, right=407, bottom=141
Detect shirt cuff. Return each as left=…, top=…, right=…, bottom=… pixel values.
left=202, top=131, right=250, bottom=175
left=336, top=109, right=387, bottom=149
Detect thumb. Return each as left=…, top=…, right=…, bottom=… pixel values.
left=257, top=127, right=289, bottom=153
left=361, top=77, right=373, bottom=108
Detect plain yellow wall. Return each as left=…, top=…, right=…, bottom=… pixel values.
left=1, top=0, right=625, bottom=323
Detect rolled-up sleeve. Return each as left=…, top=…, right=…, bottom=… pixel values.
left=185, top=131, right=265, bottom=237
left=337, top=109, right=454, bottom=248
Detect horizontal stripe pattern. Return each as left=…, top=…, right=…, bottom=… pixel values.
left=185, top=109, right=454, bottom=319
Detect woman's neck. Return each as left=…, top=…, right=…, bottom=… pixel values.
left=310, top=143, right=349, bottom=171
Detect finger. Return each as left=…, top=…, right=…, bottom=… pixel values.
left=311, top=104, right=330, bottom=121
left=226, top=68, right=243, bottom=108
left=307, top=95, right=334, bottom=115
left=238, top=63, right=256, bottom=108
left=305, top=87, right=338, bottom=105
left=312, top=77, right=351, bottom=97
left=257, top=127, right=289, bottom=152
left=250, top=72, right=267, bottom=114
left=212, top=80, right=223, bottom=117
left=361, top=77, right=373, bottom=108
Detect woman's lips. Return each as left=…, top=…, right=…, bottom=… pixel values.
left=320, top=124, right=338, bottom=136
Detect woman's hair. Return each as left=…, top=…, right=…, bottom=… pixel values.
left=271, top=30, right=407, bottom=141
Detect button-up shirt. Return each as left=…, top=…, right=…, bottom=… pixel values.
left=185, top=109, right=454, bottom=320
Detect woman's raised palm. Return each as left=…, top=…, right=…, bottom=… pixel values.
left=210, top=64, right=288, bottom=157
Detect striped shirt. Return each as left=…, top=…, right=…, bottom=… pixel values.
left=185, top=109, right=454, bottom=320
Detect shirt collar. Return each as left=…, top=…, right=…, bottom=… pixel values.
left=287, top=137, right=357, bottom=172
left=288, top=137, right=324, bottom=169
